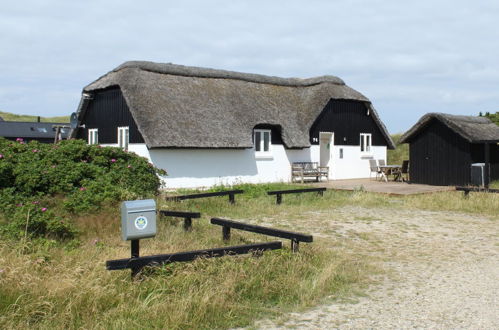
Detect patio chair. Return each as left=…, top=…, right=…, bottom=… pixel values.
left=369, top=159, right=382, bottom=180
left=378, top=159, right=386, bottom=167
left=400, top=160, right=409, bottom=182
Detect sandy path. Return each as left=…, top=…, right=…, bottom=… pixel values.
left=252, top=206, right=499, bottom=329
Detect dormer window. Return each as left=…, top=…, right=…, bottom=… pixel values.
left=254, top=129, right=271, bottom=157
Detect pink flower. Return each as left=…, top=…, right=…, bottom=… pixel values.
left=41, top=207, right=47, bottom=212
left=0, top=154, right=3, bottom=159
left=16, top=203, right=23, bottom=207
left=79, top=187, right=86, bottom=191
left=110, top=159, right=116, bottom=163
left=16, top=138, right=23, bottom=142
left=127, top=164, right=132, bottom=168
left=32, top=149, right=39, bottom=153
left=32, top=201, right=39, bottom=205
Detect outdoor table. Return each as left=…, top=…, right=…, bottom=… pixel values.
left=379, top=165, right=402, bottom=182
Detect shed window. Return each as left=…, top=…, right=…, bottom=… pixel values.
left=88, top=128, right=98, bottom=145
left=254, top=129, right=271, bottom=157
left=360, top=133, right=372, bottom=154
left=118, top=126, right=129, bottom=151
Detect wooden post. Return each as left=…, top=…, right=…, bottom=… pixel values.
left=183, top=217, right=192, bottom=231
left=222, top=226, right=231, bottom=241
left=484, top=143, right=490, bottom=189
left=131, top=239, right=140, bottom=278
left=291, top=239, right=299, bottom=252
left=229, top=193, right=235, bottom=204
left=276, top=194, right=282, bottom=205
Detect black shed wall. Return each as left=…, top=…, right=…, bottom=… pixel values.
left=309, top=99, right=388, bottom=146
left=76, top=87, right=144, bottom=144
left=409, top=120, right=473, bottom=185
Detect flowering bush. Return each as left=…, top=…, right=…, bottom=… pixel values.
left=0, top=138, right=166, bottom=240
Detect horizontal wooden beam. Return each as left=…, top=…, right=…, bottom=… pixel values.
left=106, top=241, right=282, bottom=271
left=211, top=217, right=313, bottom=243
left=267, top=187, right=326, bottom=195
left=165, top=189, right=244, bottom=201
left=159, top=210, right=201, bottom=218
left=456, top=186, right=499, bottom=193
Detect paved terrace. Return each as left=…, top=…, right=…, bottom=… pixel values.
left=312, top=178, right=454, bottom=195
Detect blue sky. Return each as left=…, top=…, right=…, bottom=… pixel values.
left=1, top=0, right=498, bottom=133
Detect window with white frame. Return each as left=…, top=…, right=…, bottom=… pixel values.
left=88, top=128, right=98, bottom=145
left=254, top=129, right=271, bottom=156
left=360, top=133, right=372, bottom=154
left=118, top=126, right=129, bottom=151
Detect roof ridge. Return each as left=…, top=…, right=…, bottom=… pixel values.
left=112, top=61, right=345, bottom=87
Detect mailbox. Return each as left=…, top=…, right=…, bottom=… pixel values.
left=121, top=199, right=157, bottom=241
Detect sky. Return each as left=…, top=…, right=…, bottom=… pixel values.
left=1, top=0, right=498, bottom=133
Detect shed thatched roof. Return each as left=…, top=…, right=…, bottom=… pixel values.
left=81, top=61, right=394, bottom=149
left=400, top=113, right=499, bottom=143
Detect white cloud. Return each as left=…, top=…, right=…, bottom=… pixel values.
left=0, top=0, right=498, bottom=132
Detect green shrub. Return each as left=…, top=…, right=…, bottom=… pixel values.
left=0, top=138, right=166, bottom=240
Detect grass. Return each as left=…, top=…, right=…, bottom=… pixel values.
left=1, top=182, right=498, bottom=329
left=387, top=133, right=409, bottom=165
left=0, top=111, right=69, bottom=123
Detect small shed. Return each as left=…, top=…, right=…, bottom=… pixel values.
left=400, top=113, right=499, bottom=186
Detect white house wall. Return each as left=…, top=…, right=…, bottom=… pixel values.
left=331, top=145, right=386, bottom=180
left=102, top=143, right=385, bottom=188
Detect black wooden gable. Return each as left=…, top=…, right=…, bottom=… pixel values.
left=309, top=99, right=389, bottom=147
left=76, top=87, right=144, bottom=144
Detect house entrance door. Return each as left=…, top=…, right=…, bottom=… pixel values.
left=319, top=132, right=334, bottom=178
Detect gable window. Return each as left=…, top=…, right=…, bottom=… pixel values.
left=254, top=129, right=271, bottom=157
left=360, top=133, right=372, bottom=154
left=118, top=126, right=129, bottom=151
left=88, top=128, right=98, bottom=145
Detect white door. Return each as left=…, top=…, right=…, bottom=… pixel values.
left=319, top=132, right=334, bottom=178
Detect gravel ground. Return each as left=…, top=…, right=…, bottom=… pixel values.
left=251, top=206, right=499, bottom=329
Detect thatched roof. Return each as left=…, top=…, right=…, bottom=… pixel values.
left=400, top=113, right=499, bottom=143
left=81, top=61, right=394, bottom=149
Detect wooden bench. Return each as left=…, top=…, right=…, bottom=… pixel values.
left=159, top=210, right=201, bottom=231
left=267, top=187, right=327, bottom=204
left=106, top=241, right=282, bottom=276
left=456, top=186, right=499, bottom=196
left=211, top=217, right=313, bottom=252
left=165, top=189, right=244, bottom=204
left=291, top=162, right=328, bottom=183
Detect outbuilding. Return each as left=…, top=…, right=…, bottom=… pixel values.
left=400, top=113, right=499, bottom=186
left=73, top=61, right=394, bottom=188
left=0, top=121, right=70, bottom=143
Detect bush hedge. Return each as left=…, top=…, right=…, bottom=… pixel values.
left=0, top=138, right=166, bottom=240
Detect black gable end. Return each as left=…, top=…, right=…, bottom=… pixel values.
left=77, top=87, right=144, bottom=144
left=309, top=99, right=389, bottom=147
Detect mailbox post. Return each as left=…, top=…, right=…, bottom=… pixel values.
left=121, top=199, right=157, bottom=277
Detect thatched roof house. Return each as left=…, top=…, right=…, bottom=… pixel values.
left=79, top=61, right=394, bottom=149
left=75, top=61, right=394, bottom=187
